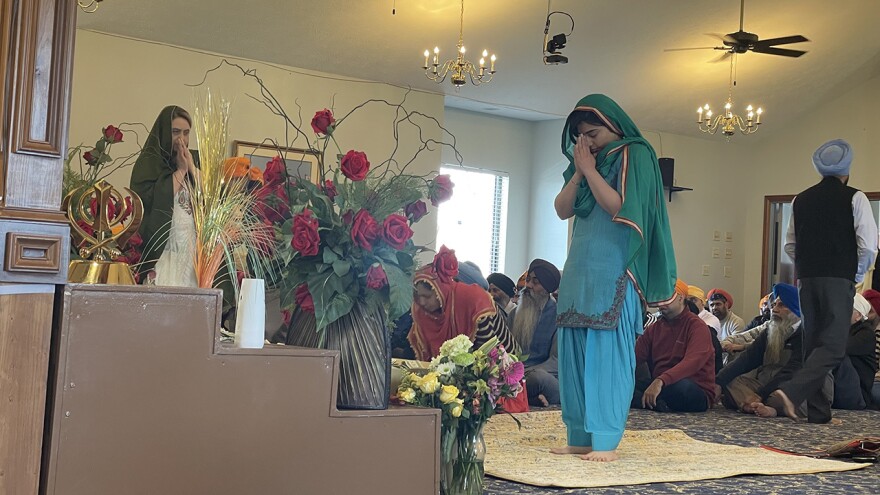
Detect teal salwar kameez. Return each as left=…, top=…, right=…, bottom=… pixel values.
left=555, top=94, right=677, bottom=452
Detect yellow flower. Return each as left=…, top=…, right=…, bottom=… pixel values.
left=450, top=399, right=464, bottom=418
left=398, top=387, right=416, bottom=403
left=439, top=385, right=460, bottom=404
left=419, top=373, right=440, bottom=394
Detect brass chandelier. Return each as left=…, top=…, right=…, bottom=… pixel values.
left=696, top=55, right=763, bottom=137
left=77, top=0, right=104, bottom=13
left=422, top=0, right=496, bottom=88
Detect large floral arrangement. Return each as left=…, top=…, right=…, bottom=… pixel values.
left=397, top=335, right=524, bottom=493
left=220, top=62, right=458, bottom=331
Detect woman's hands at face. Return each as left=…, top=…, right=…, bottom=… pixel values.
left=574, top=134, right=596, bottom=176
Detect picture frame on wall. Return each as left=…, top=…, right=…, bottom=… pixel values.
left=232, top=140, right=321, bottom=184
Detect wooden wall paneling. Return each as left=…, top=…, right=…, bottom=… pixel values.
left=0, top=289, right=55, bottom=495
left=3, top=0, right=76, bottom=211
left=0, top=0, right=14, bottom=204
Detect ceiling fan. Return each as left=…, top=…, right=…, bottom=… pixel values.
left=665, top=0, right=809, bottom=59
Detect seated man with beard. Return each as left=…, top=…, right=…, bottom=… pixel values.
left=487, top=272, right=518, bottom=321
left=715, top=284, right=805, bottom=416
left=510, top=259, right=561, bottom=407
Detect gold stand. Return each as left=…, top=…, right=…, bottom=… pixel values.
left=68, top=260, right=136, bottom=285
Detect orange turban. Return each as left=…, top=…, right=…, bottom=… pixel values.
left=708, top=288, right=734, bottom=308
left=223, top=157, right=265, bottom=185
left=674, top=279, right=689, bottom=299
left=759, top=293, right=771, bottom=311
left=687, top=285, right=705, bottom=305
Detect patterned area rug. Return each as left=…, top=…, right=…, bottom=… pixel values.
left=484, top=410, right=868, bottom=489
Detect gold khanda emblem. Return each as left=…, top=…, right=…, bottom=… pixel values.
left=63, top=180, right=144, bottom=284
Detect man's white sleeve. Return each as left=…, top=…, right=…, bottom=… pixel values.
left=784, top=197, right=797, bottom=262
left=852, top=191, right=879, bottom=283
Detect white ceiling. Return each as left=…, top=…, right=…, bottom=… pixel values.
left=78, top=0, right=880, bottom=136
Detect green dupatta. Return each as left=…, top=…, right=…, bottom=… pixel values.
left=130, top=105, right=199, bottom=275
left=561, top=94, right=676, bottom=306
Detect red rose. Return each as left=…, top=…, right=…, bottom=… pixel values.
left=382, top=214, right=413, bottom=250
left=310, top=108, right=336, bottom=135
left=255, top=185, right=290, bottom=223
left=127, top=233, right=143, bottom=248
left=365, top=263, right=388, bottom=290
left=430, top=174, right=454, bottom=206
left=281, top=309, right=292, bottom=327
left=290, top=209, right=320, bottom=256
left=323, top=180, right=338, bottom=201
left=350, top=209, right=380, bottom=250
left=341, top=209, right=354, bottom=225
left=76, top=219, right=95, bottom=238
left=432, top=245, right=458, bottom=283
left=294, top=283, right=315, bottom=313
left=340, top=150, right=370, bottom=181
left=115, top=196, right=134, bottom=222
left=89, top=197, right=116, bottom=220
left=404, top=200, right=428, bottom=222
left=83, top=149, right=98, bottom=165
left=264, top=156, right=286, bottom=186
left=103, top=125, right=124, bottom=144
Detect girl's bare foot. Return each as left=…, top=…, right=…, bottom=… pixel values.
left=550, top=446, right=592, bottom=455
left=581, top=450, right=619, bottom=462
left=537, top=394, right=550, bottom=407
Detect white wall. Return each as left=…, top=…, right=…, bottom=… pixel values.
left=529, top=119, right=569, bottom=269
left=740, top=73, right=880, bottom=306
left=69, top=30, right=445, bottom=250
left=441, top=108, right=534, bottom=278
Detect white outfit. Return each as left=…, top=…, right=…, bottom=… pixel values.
left=154, top=187, right=198, bottom=287
left=699, top=309, right=722, bottom=335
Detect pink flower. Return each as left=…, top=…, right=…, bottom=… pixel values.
left=504, top=361, right=525, bottom=386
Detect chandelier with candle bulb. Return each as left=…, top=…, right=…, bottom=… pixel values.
left=422, top=0, right=496, bottom=88
left=696, top=55, right=763, bottom=137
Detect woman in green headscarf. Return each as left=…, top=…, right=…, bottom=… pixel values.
left=551, top=94, right=676, bottom=462
left=130, top=105, right=200, bottom=286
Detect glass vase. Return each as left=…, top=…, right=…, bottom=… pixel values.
left=440, top=423, right=486, bottom=495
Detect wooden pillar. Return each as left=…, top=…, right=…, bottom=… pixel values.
left=0, top=1, right=76, bottom=493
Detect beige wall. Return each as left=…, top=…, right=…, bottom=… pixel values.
left=69, top=30, right=445, bottom=251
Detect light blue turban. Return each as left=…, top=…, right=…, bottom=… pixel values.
left=812, top=139, right=852, bottom=177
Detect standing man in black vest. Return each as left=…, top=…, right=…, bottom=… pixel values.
left=770, top=139, right=878, bottom=423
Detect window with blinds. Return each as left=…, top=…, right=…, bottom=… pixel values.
left=435, top=165, right=509, bottom=276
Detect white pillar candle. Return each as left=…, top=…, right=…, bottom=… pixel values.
left=235, top=278, right=266, bottom=349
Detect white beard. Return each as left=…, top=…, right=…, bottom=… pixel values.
left=511, top=290, right=549, bottom=352
left=764, top=313, right=799, bottom=365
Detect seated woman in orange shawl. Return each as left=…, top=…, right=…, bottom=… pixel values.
left=408, top=246, right=520, bottom=360
left=408, top=246, right=527, bottom=412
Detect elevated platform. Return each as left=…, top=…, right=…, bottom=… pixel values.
left=42, top=284, right=439, bottom=494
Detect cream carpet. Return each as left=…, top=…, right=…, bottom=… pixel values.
left=484, top=411, right=868, bottom=488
